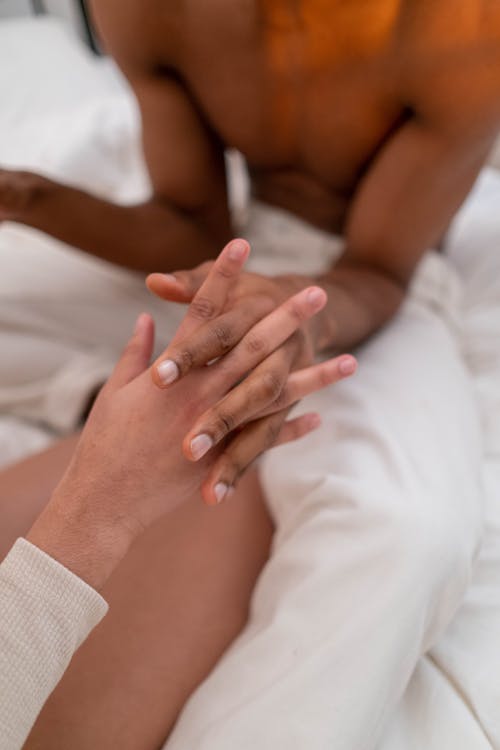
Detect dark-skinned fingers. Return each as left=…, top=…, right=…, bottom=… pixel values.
left=274, top=412, right=322, bottom=447
left=183, top=340, right=299, bottom=461
left=151, top=239, right=250, bottom=387
left=146, top=236, right=247, bottom=312
left=213, top=286, right=326, bottom=389
left=146, top=261, right=214, bottom=303
left=257, top=354, right=358, bottom=418
left=154, top=305, right=261, bottom=387
left=152, top=295, right=275, bottom=389
left=170, top=238, right=250, bottom=343
left=200, top=410, right=290, bottom=506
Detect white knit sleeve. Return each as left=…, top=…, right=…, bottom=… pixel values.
left=0, top=538, right=108, bottom=749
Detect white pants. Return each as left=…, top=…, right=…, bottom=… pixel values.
left=380, top=172, right=500, bottom=750
left=162, top=197, right=491, bottom=749
left=0, top=189, right=495, bottom=747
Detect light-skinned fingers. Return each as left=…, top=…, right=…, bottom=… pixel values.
left=184, top=341, right=299, bottom=460
left=201, top=411, right=289, bottom=506
left=109, top=313, right=155, bottom=390
left=258, top=354, right=358, bottom=417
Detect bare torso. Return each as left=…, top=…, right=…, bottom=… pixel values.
left=107, top=0, right=500, bottom=234
left=168, top=0, right=411, bottom=230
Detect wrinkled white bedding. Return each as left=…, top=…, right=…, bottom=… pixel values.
left=0, top=18, right=157, bottom=464
left=1, top=17, right=499, bottom=748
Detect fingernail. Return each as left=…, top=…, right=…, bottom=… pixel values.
left=228, top=239, right=248, bottom=261
left=190, top=433, right=213, bottom=460
left=162, top=274, right=178, bottom=284
left=157, top=359, right=179, bottom=385
left=306, top=287, right=325, bottom=308
left=214, top=482, right=229, bottom=504
left=339, top=356, right=357, bottom=376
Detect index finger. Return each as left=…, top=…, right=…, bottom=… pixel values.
left=152, top=238, right=250, bottom=387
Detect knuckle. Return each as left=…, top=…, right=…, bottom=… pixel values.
left=189, top=296, right=218, bottom=321
left=214, top=263, right=234, bottom=280
left=214, top=410, right=236, bottom=437
left=245, top=333, right=266, bottom=355
left=265, top=419, right=282, bottom=446
left=258, top=371, right=283, bottom=402
left=212, top=323, right=233, bottom=352
left=177, top=347, right=195, bottom=371
left=270, top=387, right=288, bottom=410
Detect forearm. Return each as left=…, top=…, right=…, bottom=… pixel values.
left=279, top=261, right=406, bottom=353
left=314, top=261, right=406, bottom=351
left=26, top=488, right=136, bottom=591
left=5, top=171, right=228, bottom=272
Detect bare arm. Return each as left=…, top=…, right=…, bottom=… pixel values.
left=310, top=33, right=500, bottom=351
left=0, top=1, right=231, bottom=271
left=307, top=118, right=495, bottom=351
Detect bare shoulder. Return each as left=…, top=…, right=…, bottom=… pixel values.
left=88, top=0, right=178, bottom=76
left=400, top=0, right=500, bottom=140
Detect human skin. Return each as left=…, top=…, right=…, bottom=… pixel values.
left=1, top=0, right=499, bottom=482
left=2, top=1, right=499, bottom=270
left=1, top=1, right=500, bottom=289
left=10, top=241, right=356, bottom=749
left=2, top=2, right=500, bottom=744
left=4, top=451, right=274, bottom=750
left=26, top=240, right=355, bottom=588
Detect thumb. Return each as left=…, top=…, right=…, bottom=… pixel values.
left=108, top=313, right=155, bottom=389
left=146, top=261, right=214, bottom=303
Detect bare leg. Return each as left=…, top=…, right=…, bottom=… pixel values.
left=0, top=435, right=79, bottom=561
left=0, top=439, right=273, bottom=750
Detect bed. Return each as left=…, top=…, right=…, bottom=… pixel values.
left=1, top=14, right=500, bottom=750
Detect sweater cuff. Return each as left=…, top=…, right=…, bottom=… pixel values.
left=0, top=539, right=109, bottom=747
left=1, top=537, right=108, bottom=647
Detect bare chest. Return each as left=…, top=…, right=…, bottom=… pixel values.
left=189, top=8, right=401, bottom=158
left=159, top=1, right=410, bottom=226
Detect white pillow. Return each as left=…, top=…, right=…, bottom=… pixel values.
left=0, top=16, right=124, bottom=126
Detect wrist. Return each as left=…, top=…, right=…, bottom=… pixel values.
left=275, top=273, right=327, bottom=353
left=315, top=262, right=406, bottom=351
left=26, top=489, right=136, bottom=591
left=0, top=170, right=50, bottom=223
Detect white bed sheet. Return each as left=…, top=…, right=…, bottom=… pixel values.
left=1, top=16, right=499, bottom=748
left=0, top=17, right=150, bottom=465
left=0, top=17, right=122, bottom=124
